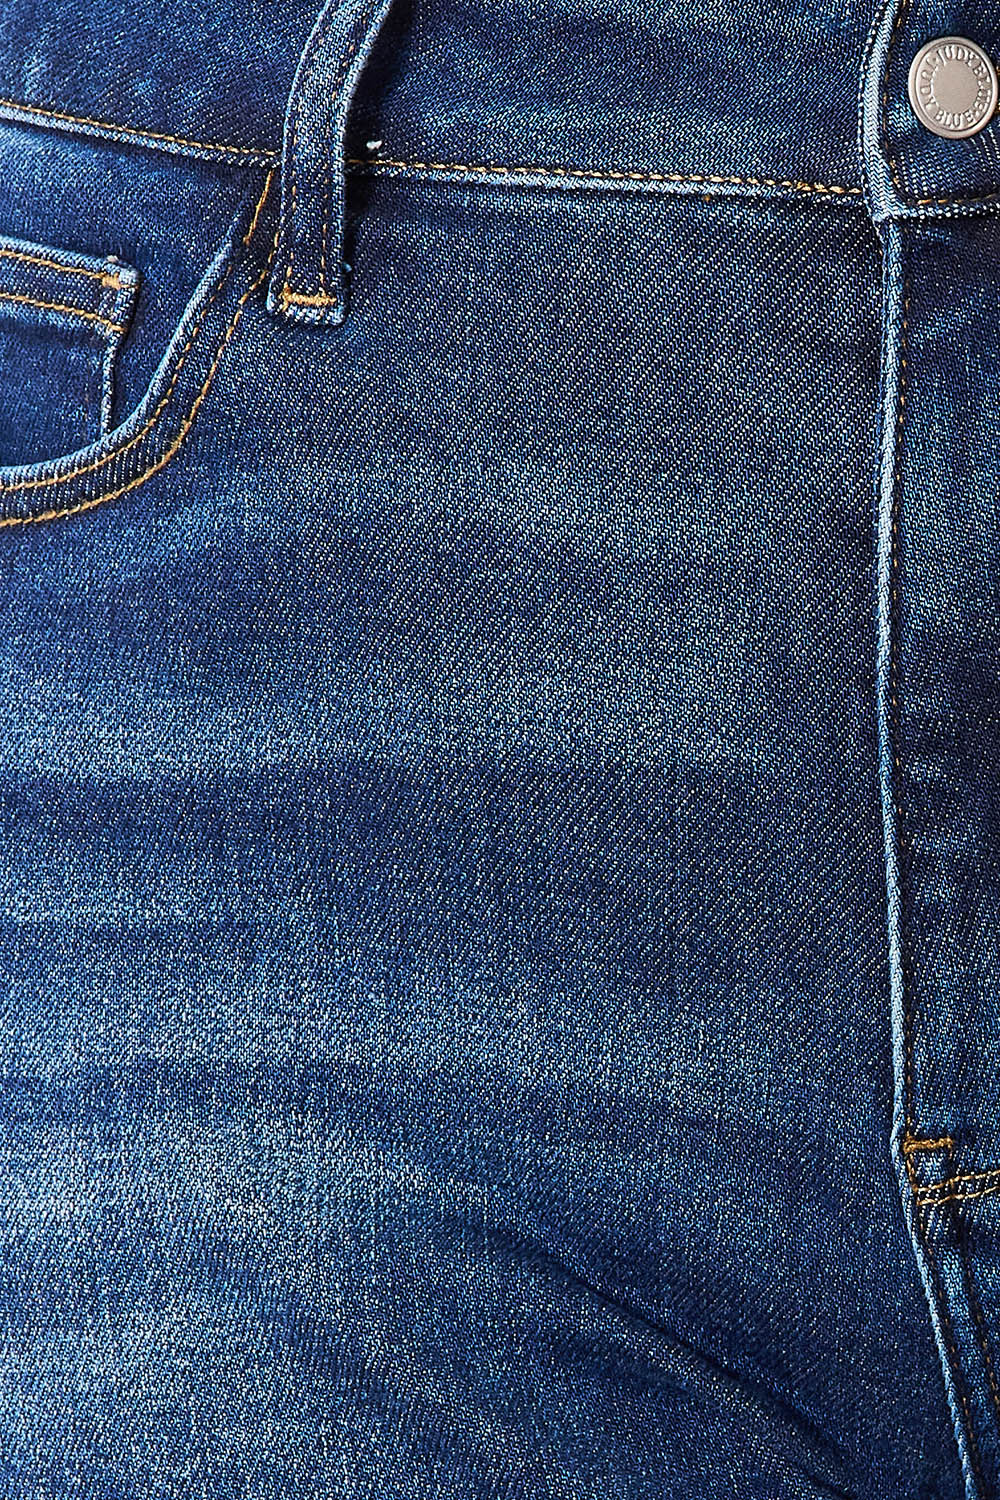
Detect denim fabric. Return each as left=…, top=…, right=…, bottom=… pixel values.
left=0, top=233, right=138, bottom=465
left=0, top=0, right=995, bottom=1497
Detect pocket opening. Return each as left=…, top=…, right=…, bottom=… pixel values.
left=0, top=233, right=140, bottom=467
left=0, top=163, right=276, bottom=526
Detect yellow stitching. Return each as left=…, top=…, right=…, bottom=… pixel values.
left=242, top=167, right=276, bottom=247
left=917, top=1167, right=1000, bottom=1196
left=0, top=288, right=125, bottom=332
left=0, top=266, right=235, bottom=491
left=916, top=1181, right=1000, bottom=1207
left=0, top=95, right=275, bottom=159
left=0, top=245, right=125, bottom=287
left=902, top=1134, right=955, bottom=1154
left=280, top=289, right=340, bottom=307
left=345, top=156, right=864, bottom=196
left=0, top=93, right=866, bottom=198
left=0, top=265, right=267, bottom=528
left=0, top=169, right=273, bottom=497
left=963, top=1243, right=1000, bottom=1428
left=282, top=6, right=370, bottom=303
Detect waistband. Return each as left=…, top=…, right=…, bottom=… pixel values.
left=0, top=0, right=874, bottom=190
left=0, top=0, right=998, bottom=322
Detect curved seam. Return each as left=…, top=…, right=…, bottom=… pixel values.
left=959, top=1232, right=1000, bottom=1430
left=0, top=260, right=268, bottom=528
left=0, top=166, right=273, bottom=498
left=0, top=259, right=238, bottom=492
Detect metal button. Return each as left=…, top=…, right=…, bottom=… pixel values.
left=908, top=36, right=999, bottom=138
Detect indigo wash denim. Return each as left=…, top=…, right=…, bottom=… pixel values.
left=0, top=0, right=997, bottom=1496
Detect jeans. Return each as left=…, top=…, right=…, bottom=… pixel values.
left=0, top=0, right=995, bottom=1495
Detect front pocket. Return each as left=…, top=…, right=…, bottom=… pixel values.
left=0, top=233, right=139, bottom=467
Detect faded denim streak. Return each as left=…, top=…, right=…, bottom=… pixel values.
left=0, top=0, right=995, bottom=1496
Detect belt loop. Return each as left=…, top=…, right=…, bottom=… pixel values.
left=266, top=0, right=396, bottom=326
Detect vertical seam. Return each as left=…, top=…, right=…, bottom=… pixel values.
left=889, top=227, right=995, bottom=1484
left=895, top=266, right=912, bottom=1129
left=912, top=1201, right=988, bottom=1492
left=96, top=268, right=114, bottom=437
left=882, top=0, right=912, bottom=199
left=961, top=1231, right=1000, bottom=1430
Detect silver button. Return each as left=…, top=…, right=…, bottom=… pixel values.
left=908, top=36, right=999, bottom=138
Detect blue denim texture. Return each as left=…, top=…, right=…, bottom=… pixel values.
left=0, top=0, right=995, bottom=1496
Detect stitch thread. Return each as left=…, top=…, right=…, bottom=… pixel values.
left=914, top=1159, right=1000, bottom=1435
left=917, top=1180, right=1000, bottom=1208
left=0, top=266, right=236, bottom=492
left=0, top=245, right=126, bottom=287
left=915, top=1166, right=1000, bottom=1194
left=317, top=10, right=382, bottom=295
left=882, top=0, right=912, bottom=199
left=0, top=92, right=866, bottom=204
left=282, top=0, right=343, bottom=303
left=873, top=0, right=1000, bottom=212
left=902, top=1135, right=955, bottom=1154
left=242, top=167, right=277, bottom=247
left=883, top=13, right=1000, bottom=212
left=915, top=188, right=1000, bottom=208
left=961, top=1239, right=1000, bottom=1430
left=0, top=95, right=275, bottom=160
left=280, top=290, right=340, bottom=308
left=0, top=288, right=125, bottom=333
left=0, top=168, right=274, bottom=498
left=0, top=264, right=267, bottom=528
left=282, top=3, right=376, bottom=303
left=345, top=155, right=864, bottom=197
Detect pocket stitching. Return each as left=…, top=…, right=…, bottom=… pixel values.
left=0, top=245, right=127, bottom=286
left=0, top=166, right=275, bottom=511
left=0, top=286, right=126, bottom=334
left=0, top=259, right=271, bottom=527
